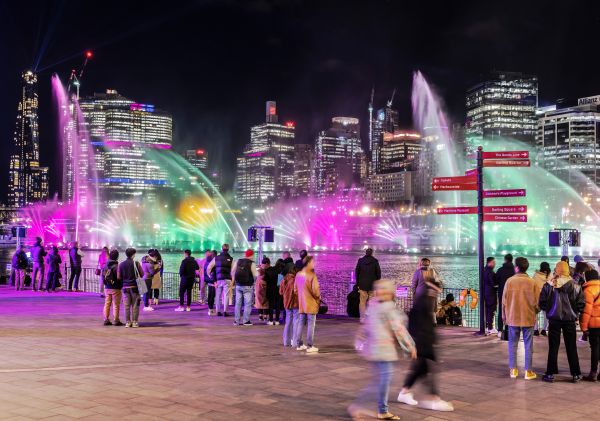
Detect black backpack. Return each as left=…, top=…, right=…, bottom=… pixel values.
left=103, top=266, right=115, bottom=286
left=235, top=259, right=254, bottom=285
left=347, top=285, right=360, bottom=318
left=448, top=306, right=463, bottom=326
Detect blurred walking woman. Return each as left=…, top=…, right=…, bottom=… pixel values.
left=294, top=256, right=320, bottom=353
left=97, top=247, right=109, bottom=297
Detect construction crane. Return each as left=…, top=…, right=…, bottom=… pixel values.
left=368, top=86, right=374, bottom=151
left=387, top=88, right=396, bottom=108
left=67, top=50, right=93, bottom=100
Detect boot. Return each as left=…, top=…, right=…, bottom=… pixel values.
left=583, top=371, right=598, bottom=382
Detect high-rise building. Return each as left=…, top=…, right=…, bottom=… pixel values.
left=370, top=98, right=400, bottom=174
left=367, top=171, right=412, bottom=205
left=466, top=71, right=538, bottom=149
left=293, top=144, right=313, bottom=197
left=185, top=149, right=208, bottom=170
left=235, top=101, right=295, bottom=204
left=79, top=90, right=173, bottom=208
left=380, top=130, right=422, bottom=172
left=8, top=70, right=49, bottom=208
left=537, top=95, right=600, bottom=203
left=314, top=117, right=364, bottom=197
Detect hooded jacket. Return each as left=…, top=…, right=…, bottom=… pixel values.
left=355, top=255, right=382, bottom=292
left=102, top=259, right=121, bottom=290
left=580, top=280, right=600, bottom=331
left=538, top=261, right=585, bottom=322
left=30, top=242, right=46, bottom=263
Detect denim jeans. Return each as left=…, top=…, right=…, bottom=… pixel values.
left=508, top=326, right=534, bottom=371
left=216, top=280, right=231, bottom=313
left=46, top=271, right=60, bottom=291
left=283, top=308, right=299, bottom=346
left=32, top=262, right=45, bottom=291
left=296, top=313, right=317, bottom=347
left=69, top=266, right=81, bottom=290
left=123, top=287, right=141, bottom=323
left=234, top=285, right=254, bottom=324
left=353, top=361, right=394, bottom=415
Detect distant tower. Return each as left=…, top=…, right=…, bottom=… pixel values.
left=8, top=70, right=49, bottom=208
left=368, top=87, right=374, bottom=164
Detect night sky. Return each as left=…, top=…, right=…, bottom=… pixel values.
left=2, top=0, right=600, bottom=198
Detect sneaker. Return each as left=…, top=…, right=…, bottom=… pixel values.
left=233, top=321, right=239, bottom=326
left=541, top=330, right=547, bottom=336
left=542, top=374, right=554, bottom=383
left=174, top=307, right=185, bottom=312
left=143, top=306, right=154, bottom=312
left=223, top=312, right=229, bottom=317
left=533, top=330, right=540, bottom=336
left=103, top=320, right=112, bottom=326
left=306, top=346, right=319, bottom=353
left=296, top=345, right=308, bottom=351
left=125, top=322, right=132, bottom=328
left=217, top=312, right=223, bottom=316
left=186, top=307, right=191, bottom=312
left=524, top=370, right=537, bottom=380
left=578, top=335, right=588, bottom=342
left=510, top=368, right=519, bottom=379
left=132, top=322, right=139, bottom=328
left=377, top=413, right=400, bottom=420
left=397, top=391, right=418, bottom=406
left=267, top=321, right=274, bottom=325
left=418, top=399, right=454, bottom=412
left=208, top=310, right=213, bottom=316
left=242, top=321, right=253, bottom=326
left=274, top=321, right=280, bottom=325
left=114, top=321, right=124, bottom=326
left=573, top=375, right=582, bottom=383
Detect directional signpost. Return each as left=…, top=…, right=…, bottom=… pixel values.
left=433, top=147, right=530, bottom=334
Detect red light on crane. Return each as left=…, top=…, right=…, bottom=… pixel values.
left=85, top=51, right=93, bottom=58
left=196, top=149, right=205, bottom=155
left=285, top=121, right=295, bottom=128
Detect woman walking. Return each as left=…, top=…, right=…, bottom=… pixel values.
left=97, top=247, right=109, bottom=297
left=532, top=262, right=551, bottom=336
left=280, top=266, right=299, bottom=346
left=539, top=261, right=585, bottom=382
left=294, top=255, right=320, bottom=353
left=349, top=280, right=416, bottom=421
left=255, top=258, right=270, bottom=322
left=580, top=269, right=600, bottom=381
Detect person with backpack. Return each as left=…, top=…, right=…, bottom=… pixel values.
left=580, top=269, right=600, bottom=382
left=176, top=250, right=200, bottom=312
left=12, top=245, right=28, bottom=291
left=231, top=249, right=258, bottom=326
left=30, top=237, right=47, bottom=292
left=206, top=244, right=234, bottom=317
left=45, top=246, right=62, bottom=292
left=102, top=249, right=123, bottom=326
left=280, top=266, right=300, bottom=347
left=117, top=248, right=144, bottom=328
left=355, top=248, right=382, bottom=322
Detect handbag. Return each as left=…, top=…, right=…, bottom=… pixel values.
left=95, top=268, right=101, bottom=276
left=318, top=300, right=328, bottom=315
left=134, top=261, right=147, bottom=295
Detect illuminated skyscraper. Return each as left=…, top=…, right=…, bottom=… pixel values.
left=235, top=101, right=295, bottom=204
left=8, top=70, right=49, bottom=208
left=380, top=130, right=422, bottom=172
left=185, top=149, right=208, bottom=170
left=370, top=98, right=400, bottom=174
left=314, top=117, right=364, bottom=197
left=466, top=71, right=538, bottom=148
left=79, top=90, right=172, bottom=207
left=293, top=144, right=313, bottom=197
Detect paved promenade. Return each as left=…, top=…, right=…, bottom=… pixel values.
left=0, top=287, right=597, bottom=421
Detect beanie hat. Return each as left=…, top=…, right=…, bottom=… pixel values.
left=245, top=249, right=254, bottom=258
left=574, top=255, right=584, bottom=263
left=555, top=261, right=570, bottom=277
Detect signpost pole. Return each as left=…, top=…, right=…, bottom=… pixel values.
left=477, top=146, right=485, bottom=335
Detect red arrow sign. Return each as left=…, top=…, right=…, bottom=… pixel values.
left=484, top=214, right=528, bottom=223
left=437, top=207, right=477, bottom=215
left=432, top=183, right=478, bottom=191
left=483, top=205, right=527, bottom=214
left=465, top=168, right=478, bottom=177
left=482, top=151, right=529, bottom=159
left=483, top=159, right=530, bottom=167
left=483, top=189, right=526, bottom=198
left=432, top=175, right=476, bottom=184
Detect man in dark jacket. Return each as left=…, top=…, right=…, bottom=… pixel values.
left=281, top=251, right=295, bottom=276
left=232, top=249, right=258, bottom=326
left=117, top=247, right=143, bottom=328
left=46, top=246, right=62, bottom=292
left=355, top=248, right=382, bottom=321
left=483, top=257, right=498, bottom=335
left=176, top=250, right=199, bottom=312
left=102, top=249, right=123, bottom=326
left=30, top=237, right=47, bottom=291
left=68, top=241, right=83, bottom=292
left=13, top=245, right=28, bottom=291
left=206, top=244, right=233, bottom=316
left=496, top=254, right=515, bottom=335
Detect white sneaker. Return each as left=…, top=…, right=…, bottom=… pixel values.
left=296, top=345, right=308, bottom=351
left=143, top=306, right=154, bottom=312
left=153, top=299, right=159, bottom=305
left=274, top=321, right=280, bottom=325
left=267, top=321, right=274, bottom=325
left=418, top=399, right=454, bottom=412
left=489, top=328, right=498, bottom=334
left=174, top=307, right=185, bottom=312
left=306, top=346, right=319, bottom=353
left=186, top=307, right=191, bottom=312
left=397, top=391, right=418, bottom=406
left=132, top=322, right=139, bottom=328
left=208, top=310, right=213, bottom=316
left=125, top=322, right=132, bottom=328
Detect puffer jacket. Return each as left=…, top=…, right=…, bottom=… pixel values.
left=580, top=280, right=600, bottom=331
left=539, top=276, right=585, bottom=322
left=355, top=255, right=381, bottom=292
left=279, top=273, right=298, bottom=310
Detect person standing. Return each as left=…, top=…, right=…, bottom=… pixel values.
left=68, top=241, right=84, bottom=292
left=151, top=250, right=163, bottom=305
left=201, top=250, right=217, bottom=315
left=30, top=237, right=47, bottom=292
left=142, top=251, right=159, bottom=312
left=410, top=258, right=441, bottom=315
left=96, top=246, right=109, bottom=297
left=45, top=246, right=62, bottom=292
left=280, top=266, right=299, bottom=347
left=102, top=249, right=123, bottom=326
left=295, top=249, right=308, bottom=270
left=496, top=254, right=515, bottom=336
left=349, top=280, right=417, bottom=421
left=118, top=248, right=144, bottom=328
left=295, top=255, right=321, bottom=353
left=532, top=262, right=551, bottom=336
left=355, top=248, right=382, bottom=322
left=206, top=244, right=234, bottom=317
left=539, top=261, right=585, bottom=383
left=266, top=257, right=281, bottom=324
left=483, top=257, right=498, bottom=335
left=255, top=262, right=269, bottom=322
left=12, top=245, right=28, bottom=291
left=580, top=269, right=600, bottom=382
left=397, top=274, right=453, bottom=412
left=175, top=250, right=199, bottom=312
left=281, top=251, right=295, bottom=275
left=232, top=249, right=258, bottom=326
left=561, top=255, right=575, bottom=276
left=502, top=257, right=539, bottom=380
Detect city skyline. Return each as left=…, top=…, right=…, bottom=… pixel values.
left=4, top=1, right=600, bottom=198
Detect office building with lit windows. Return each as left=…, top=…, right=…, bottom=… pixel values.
left=8, top=70, right=49, bottom=208
left=293, top=143, right=313, bottom=197
left=367, top=171, right=412, bottom=204
left=314, top=117, right=365, bottom=197
left=380, top=130, right=422, bottom=172
left=466, top=71, right=538, bottom=149
left=537, top=95, right=600, bottom=203
left=235, top=101, right=295, bottom=204
left=79, top=90, right=173, bottom=207
left=370, top=102, right=400, bottom=174
left=185, top=149, right=208, bottom=170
